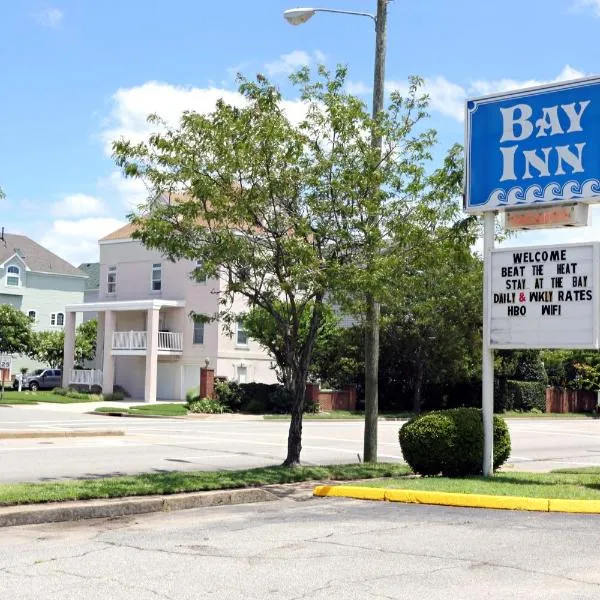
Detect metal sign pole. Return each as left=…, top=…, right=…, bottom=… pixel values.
left=482, top=211, right=495, bottom=476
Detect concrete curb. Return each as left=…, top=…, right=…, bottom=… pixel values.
left=0, top=488, right=278, bottom=528
left=313, top=486, right=600, bottom=514
left=0, top=430, right=125, bottom=440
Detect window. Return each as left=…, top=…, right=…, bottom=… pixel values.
left=193, top=321, right=204, bottom=344
left=50, top=313, right=56, bottom=326
left=6, top=265, right=20, bottom=287
left=237, top=365, right=247, bottom=384
left=236, top=320, right=248, bottom=346
left=27, top=310, right=36, bottom=322
left=56, top=312, right=64, bottom=327
left=107, top=266, right=117, bottom=294
left=195, top=261, right=206, bottom=283
left=151, top=263, right=162, bottom=292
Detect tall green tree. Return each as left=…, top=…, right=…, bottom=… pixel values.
left=0, top=305, right=33, bottom=356
left=113, top=66, right=455, bottom=466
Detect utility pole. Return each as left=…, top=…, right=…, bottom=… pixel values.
left=363, top=0, right=388, bottom=463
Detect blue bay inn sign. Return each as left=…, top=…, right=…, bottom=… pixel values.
left=464, top=76, right=600, bottom=213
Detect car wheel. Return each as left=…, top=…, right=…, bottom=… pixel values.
left=29, top=382, right=39, bottom=392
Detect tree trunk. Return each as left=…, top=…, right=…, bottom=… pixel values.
left=283, top=394, right=304, bottom=467
left=412, top=358, right=424, bottom=414
left=363, top=292, right=380, bottom=463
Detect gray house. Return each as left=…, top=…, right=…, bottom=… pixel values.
left=0, top=234, right=87, bottom=377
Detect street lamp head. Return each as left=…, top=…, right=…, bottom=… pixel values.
left=283, top=8, right=316, bottom=25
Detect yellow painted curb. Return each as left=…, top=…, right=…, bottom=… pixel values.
left=548, top=498, right=600, bottom=514
left=313, top=486, right=600, bottom=514
left=384, top=489, right=548, bottom=512
left=313, top=485, right=385, bottom=501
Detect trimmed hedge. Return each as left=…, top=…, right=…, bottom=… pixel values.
left=495, top=380, right=546, bottom=412
left=398, top=407, right=511, bottom=477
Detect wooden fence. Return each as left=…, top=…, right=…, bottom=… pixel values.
left=546, top=387, right=598, bottom=413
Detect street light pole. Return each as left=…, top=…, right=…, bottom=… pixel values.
left=364, top=0, right=388, bottom=464
left=284, top=1, right=389, bottom=463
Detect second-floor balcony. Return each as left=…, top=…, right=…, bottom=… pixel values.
left=112, top=331, right=183, bottom=354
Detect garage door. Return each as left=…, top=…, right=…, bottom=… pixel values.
left=157, top=363, right=179, bottom=400
left=183, top=365, right=201, bottom=399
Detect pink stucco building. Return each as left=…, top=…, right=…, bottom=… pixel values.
left=62, top=223, right=278, bottom=401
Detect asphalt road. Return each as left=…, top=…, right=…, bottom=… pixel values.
left=2, top=496, right=600, bottom=599
left=1, top=405, right=600, bottom=482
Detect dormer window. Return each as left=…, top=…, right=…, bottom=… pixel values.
left=6, top=265, right=20, bottom=287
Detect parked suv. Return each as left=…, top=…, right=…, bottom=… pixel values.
left=15, top=369, right=62, bottom=391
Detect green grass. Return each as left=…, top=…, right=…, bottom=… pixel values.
left=500, top=411, right=597, bottom=419
left=95, top=403, right=188, bottom=417
left=0, top=390, right=105, bottom=404
left=0, top=463, right=411, bottom=506
left=356, top=471, right=600, bottom=500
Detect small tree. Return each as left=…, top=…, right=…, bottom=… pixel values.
left=75, top=319, right=97, bottom=364
left=0, top=305, right=33, bottom=356
left=30, top=331, right=64, bottom=368
left=113, top=67, right=452, bottom=466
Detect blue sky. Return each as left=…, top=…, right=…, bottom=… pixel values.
left=2, top=0, right=600, bottom=264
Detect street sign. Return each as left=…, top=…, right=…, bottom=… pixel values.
left=490, top=242, right=599, bottom=349
left=465, top=76, right=600, bottom=213
left=0, top=356, right=12, bottom=370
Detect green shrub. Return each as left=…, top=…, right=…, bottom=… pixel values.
left=187, top=397, right=229, bottom=414
left=214, top=380, right=243, bottom=410
left=103, top=391, right=125, bottom=402
left=503, top=380, right=546, bottom=412
left=245, top=398, right=268, bottom=414
left=185, top=387, right=200, bottom=403
left=398, top=407, right=511, bottom=477
left=52, top=387, right=68, bottom=396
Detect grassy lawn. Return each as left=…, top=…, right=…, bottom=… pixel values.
left=356, top=471, right=600, bottom=500
left=0, top=391, right=106, bottom=405
left=0, top=463, right=411, bottom=506
left=95, top=403, right=188, bottom=417
left=501, top=411, right=597, bottom=419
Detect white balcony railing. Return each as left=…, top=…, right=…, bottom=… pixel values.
left=112, top=331, right=182, bottom=352
left=70, top=369, right=103, bottom=388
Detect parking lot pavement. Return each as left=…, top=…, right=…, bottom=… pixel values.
left=2, top=497, right=600, bottom=599
left=0, top=407, right=599, bottom=482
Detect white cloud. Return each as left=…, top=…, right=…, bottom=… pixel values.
left=264, top=50, right=312, bottom=76
left=345, top=80, right=372, bottom=95
left=51, top=193, right=104, bottom=217
left=99, top=172, right=149, bottom=210
left=34, top=8, right=63, bottom=28
left=40, top=217, right=126, bottom=265
left=101, top=81, right=246, bottom=155
left=388, top=65, right=588, bottom=123
left=314, top=50, right=326, bottom=64
left=101, top=81, right=309, bottom=156
left=574, top=0, right=600, bottom=17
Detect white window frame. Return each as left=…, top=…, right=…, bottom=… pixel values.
left=27, top=310, right=37, bottom=323
left=236, top=320, right=248, bottom=347
left=56, top=312, right=64, bottom=327
left=237, top=365, right=248, bottom=384
left=6, top=265, right=20, bottom=287
left=107, top=266, right=117, bottom=295
left=151, top=263, right=162, bottom=292
left=193, top=320, right=204, bottom=345
left=50, top=313, right=56, bottom=326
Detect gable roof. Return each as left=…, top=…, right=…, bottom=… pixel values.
left=0, top=234, right=86, bottom=278
left=78, top=262, right=100, bottom=290
left=100, top=223, right=139, bottom=242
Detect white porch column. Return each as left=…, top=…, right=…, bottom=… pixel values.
left=144, top=307, right=159, bottom=403
left=102, top=310, right=115, bottom=395
left=62, top=311, right=77, bottom=388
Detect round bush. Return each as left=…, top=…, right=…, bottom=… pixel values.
left=398, top=407, right=511, bottom=477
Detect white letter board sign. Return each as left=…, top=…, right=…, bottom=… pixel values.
left=490, top=242, right=600, bottom=349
